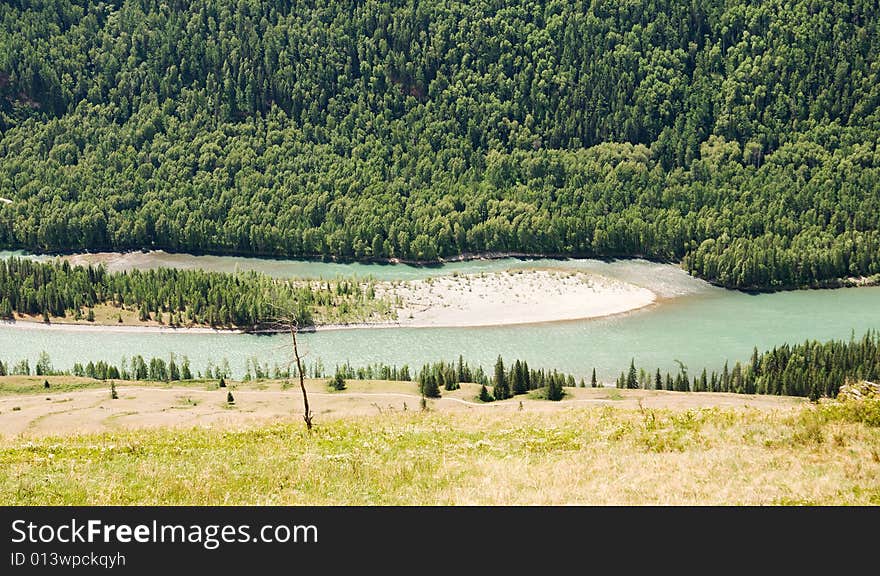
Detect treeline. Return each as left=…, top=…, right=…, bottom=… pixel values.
left=416, top=357, right=490, bottom=397
left=0, top=1, right=879, bottom=289
left=242, top=358, right=414, bottom=382
left=2, top=331, right=878, bottom=401
left=416, top=355, right=576, bottom=401
left=0, top=351, right=225, bottom=382
left=330, top=361, right=413, bottom=383
left=486, top=356, right=575, bottom=401
left=616, top=331, right=880, bottom=401
left=0, top=256, right=391, bottom=328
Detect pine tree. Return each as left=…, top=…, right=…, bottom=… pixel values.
left=732, top=362, right=743, bottom=394
left=329, top=371, right=346, bottom=391
left=219, top=377, right=226, bottom=388
left=626, top=359, right=639, bottom=389
left=419, top=370, right=441, bottom=398
left=181, top=358, right=193, bottom=380
left=546, top=376, right=564, bottom=401
left=808, top=381, right=821, bottom=402
left=227, top=391, right=235, bottom=404
left=721, top=361, right=730, bottom=392
left=655, top=368, right=662, bottom=390
left=591, top=367, right=598, bottom=388
left=493, top=355, right=508, bottom=400
left=674, top=372, right=690, bottom=392
left=169, top=355, right=180, bottom=381
left=478, top=384, right=493, bottom=402
left=0, top=298, right=12, bottom=319
left=696, top=368, right=708, bottom=392
left=511, top=359, right=527, bottom=395
left=43, top=379, right=50, bottom=389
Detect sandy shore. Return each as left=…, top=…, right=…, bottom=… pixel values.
left=0, top=268, right=657, bottom=333
left=379, top=268, right=656, bottom=328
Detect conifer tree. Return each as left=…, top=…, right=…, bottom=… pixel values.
left=329, top=371, right=346, bottom=391
left=180, top=358, right=193, bottom=380
left=722, top=361, right=730, bottom=392
left=419, top=369, right=441, bottom=398
left=547, top=376, right=564, bottom=401
left=511, top=359, right=527, bottom=395
left=626, top=359, right=639, bottom=389
left=493, top=355, right=508, bottom=400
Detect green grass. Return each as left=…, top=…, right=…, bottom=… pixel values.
left=2, top=401, right=879, bottom=505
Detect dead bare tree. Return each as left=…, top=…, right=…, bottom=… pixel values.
left=265, top=301, right=314, bottom=431
left=289, top=318, right=313, bottom=430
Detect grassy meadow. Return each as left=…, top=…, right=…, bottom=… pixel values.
left=1, top=376, right=879, bottom=505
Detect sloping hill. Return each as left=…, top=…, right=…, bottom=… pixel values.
left=1, top=1, right=878, bottom=288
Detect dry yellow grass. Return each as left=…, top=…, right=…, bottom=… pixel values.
left=1, top=376, right=878, bottom=505
left=0, top=376, right=805, bottom=436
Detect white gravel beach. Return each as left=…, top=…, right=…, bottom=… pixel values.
left=379, top=268, right=656, bottom=328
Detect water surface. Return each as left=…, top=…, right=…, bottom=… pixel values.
left=1, top=251, right=877, bottom=382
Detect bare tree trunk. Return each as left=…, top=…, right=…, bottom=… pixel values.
left=290, top=323, right=313, bottom=430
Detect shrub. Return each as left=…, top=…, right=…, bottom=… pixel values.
left=328, top=372, right=347, bottom=391
left=822, top=398, right=880, bottom=427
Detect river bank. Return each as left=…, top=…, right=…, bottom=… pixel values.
left=1, top=268, right=658, bottom=333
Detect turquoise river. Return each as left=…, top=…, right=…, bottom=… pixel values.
left=0, top=250, right=878, bottom=382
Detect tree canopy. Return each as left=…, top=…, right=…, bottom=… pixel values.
left=1, top=0, right=878, bottom=289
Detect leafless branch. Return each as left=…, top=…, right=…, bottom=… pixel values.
left=263, top=300, right=313, bottom=431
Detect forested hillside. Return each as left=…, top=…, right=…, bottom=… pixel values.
left=1, top=0, right=879, bottom=289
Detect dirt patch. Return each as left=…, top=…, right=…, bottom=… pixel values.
left=0, top=379, right=805, bottom=437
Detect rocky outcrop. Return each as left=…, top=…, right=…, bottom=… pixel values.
left=837, top=380, right=880, bottom=401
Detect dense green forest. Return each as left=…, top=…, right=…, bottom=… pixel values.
left=1, top=0, right=879, bottom=288
left=0, top=256, right=393, bottom=327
